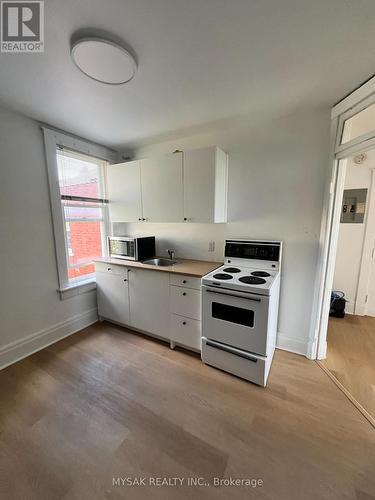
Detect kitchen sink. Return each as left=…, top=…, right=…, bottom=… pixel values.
left=142, top=258, right=177, bottom=266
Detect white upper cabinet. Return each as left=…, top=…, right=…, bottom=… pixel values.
left=107, top=147, right=227, bottom=223
left=183, top=146, right=228, bottom=223
left=107, top=160, right=143, bottom=222
left=140, top=152, right=183, bottom=223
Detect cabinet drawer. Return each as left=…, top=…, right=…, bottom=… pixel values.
left=171, top=315, right=201, bottom=351
left=170, top=286, right=201, bottom=320
left=201, top=338, right=267, bottom=387
left=170, top=274, right=201, bottom=290
left=95, top=262, right=128, bottom=276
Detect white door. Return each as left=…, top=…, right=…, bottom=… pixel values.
left=128, top=268, right=170, bottom=339
left=366, top=238, right=375, bottom=316
left=140, top=152, right=183, bottom=222
left=97, top=271, right=130, bottom=324
left=107, top=161, right=143, bottom=222
left=183, top=147, right=227, bottom=223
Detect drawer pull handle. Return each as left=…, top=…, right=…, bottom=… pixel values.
left=183, top=321, right=187, bottom=325
left=206, top=288, right=261, bottom=302
left=123, top=279, right=127, bottom=282
left=107, top=267, right=111, bottom=271
left=182, top=280, right=187, bottom=284
left=182, top=292, right=186, bottom=296
left=206, top=339, right=258, bottom=363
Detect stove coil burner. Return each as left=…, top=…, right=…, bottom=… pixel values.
left=223, top=267, right=241, bottom=273
left=251, top=271, right=271, bottom=277
left=239, top=276, right=266, bottom=285
left=213, top=273, right=233, bottom=280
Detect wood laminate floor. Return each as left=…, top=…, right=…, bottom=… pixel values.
left=322, top=315, right=375, bottom=420
left=0, top=322, right=374, bottom=500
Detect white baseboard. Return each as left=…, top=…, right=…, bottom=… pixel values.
left=353, top=303, right=366, bottom=315
left=306, top=336, right=318, bottom=360
left=0, top=308, right=98, bottom=370
left=345, top=301, right=355, bottom=314
left=317, top=338, right=327, bottom=360
left=276, top=332, right=308, bottom=357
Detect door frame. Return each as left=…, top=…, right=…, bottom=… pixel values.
left=356, top=168, right=375, bottom=315
left=312, top=75, right=375, bottom=359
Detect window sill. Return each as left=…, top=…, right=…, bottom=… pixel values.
left=58, top=278, right=97, bottom=300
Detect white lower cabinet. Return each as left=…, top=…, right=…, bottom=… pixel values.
left=170, top=274, right=202, bottom=351
left=169, top=274, right=201, bottom=290
left=170, top=286, right=201, bottom=320
left=96, top=268, right=130, bottom=325
left=96, top=264, right=202, bottom=352
left=128, top=268, right=170, bottom=340
left=170, top=315, right=201, bottom=351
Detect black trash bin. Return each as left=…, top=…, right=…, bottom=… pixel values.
left=330, top=291, right=346, bottom=318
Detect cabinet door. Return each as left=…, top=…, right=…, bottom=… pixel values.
left=129, top=269, right=170, bottom=339
left=170, top=314, right=201, bottom=351
left=107, top=161, right=143, bottom=222
left=140, top=152, right=183, bottom=222
left=183, top=147, right=227, bottom=223
left=97, top=271, right=130, bottom=324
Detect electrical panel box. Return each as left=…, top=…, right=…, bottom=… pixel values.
left=341, top=188, right=367, bottom=223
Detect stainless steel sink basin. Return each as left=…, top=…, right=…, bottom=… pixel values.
left=142, top=258, right=177, bottom=266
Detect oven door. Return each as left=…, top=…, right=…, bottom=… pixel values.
left=202, top=285, right=269, bottom=356
left=108, top=238, right=136, bottom=260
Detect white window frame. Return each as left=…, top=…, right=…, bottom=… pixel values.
left=43, top=127, right=117, bottom=299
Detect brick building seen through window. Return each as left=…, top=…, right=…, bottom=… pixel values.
left=57, top=149, right=107, bottom=283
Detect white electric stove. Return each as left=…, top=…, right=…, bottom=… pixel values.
left=201, top=239, right=282, bottom=386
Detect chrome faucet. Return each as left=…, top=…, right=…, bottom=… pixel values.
left=167, top=249, right=175, bottom=261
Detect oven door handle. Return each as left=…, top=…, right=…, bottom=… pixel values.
left=205, top=288, right=261, bottom=302
left=205, top=339, right=258, bottom=363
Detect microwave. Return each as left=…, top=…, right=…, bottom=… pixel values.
left=108, top=236, right=156, bottom=261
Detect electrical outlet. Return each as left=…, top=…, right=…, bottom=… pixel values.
left=208, top=241, right=215, bottom=252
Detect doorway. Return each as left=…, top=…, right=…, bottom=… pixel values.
left=314, top=82, right=375, bottom=427
left=319, top=146, right=375, bottom=422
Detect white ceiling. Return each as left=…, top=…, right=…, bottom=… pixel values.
left=1, top=0, right=375, bottom=148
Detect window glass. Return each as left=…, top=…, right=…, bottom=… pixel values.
left=56, top=148, right=107, bottom=283
left=341, top=102, right=375, bottom=144
left=57, top=149, right=104, bottom=198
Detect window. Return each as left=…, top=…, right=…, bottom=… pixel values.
left=56, top=148, right=108, bottom=283
left=43, top=127, right=117, bottom=296
left=340, top=101, right=375, bottom=144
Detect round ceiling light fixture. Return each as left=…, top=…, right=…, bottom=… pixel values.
left=71, top=38, right=137, bottom=85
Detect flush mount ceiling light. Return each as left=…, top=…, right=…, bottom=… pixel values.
left=71, top=38, right=137, bottom=85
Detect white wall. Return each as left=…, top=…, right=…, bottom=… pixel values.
left=117, top=107, right=331, bottom=356
left=333, top=151, right=375, bottom=313
left=0, top=107, right=97, bottom=368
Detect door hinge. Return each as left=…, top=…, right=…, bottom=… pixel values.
left=365, top=295, right=368, bottom=303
